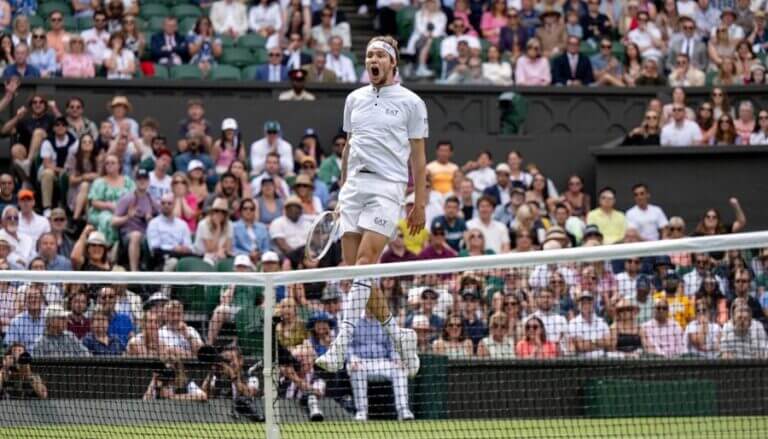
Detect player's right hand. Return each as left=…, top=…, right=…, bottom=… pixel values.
left=406, top=205, right=425, bottom=235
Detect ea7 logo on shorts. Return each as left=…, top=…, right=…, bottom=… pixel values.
left=384, top=108, right=399, bottom=117
left=374, top=217, right=388, bottom=227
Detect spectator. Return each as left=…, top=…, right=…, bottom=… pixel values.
left=146, top=149, right=172, bottom=202
left=481, top=45, right=513, bottom=85
left=106, top=95, right=138, bottom=138
left=515, top=38, right=551, bottom=85
left=348, top=311, right=415, bottom=421
left=66, top=290, right=89, bottom=338
left=70, top=226, right=111, bottom=272
left=653, top=268, right=694, bottom=328
left=640, top=297, right=686, bottom=357
left=3, top=284, right=45, bottom=350
left=536, top=9, right=566, bottom=59
left=719, top=303, right=768, bottom=358
left=628, top=11, right=664, bottom=59
left=122, top=14, right=145, bottom=60
left=210, top=0, right=249, bottom=38
left=708, top=25, right=737, bottom=70
left=621, top=43, right=643, bottom=86
left=590, top=38, right=624, bottom=87
left=143, top=360, right=207, bottom=401
left=45, top=10, right=70, bottom=62
left=86, top=152, right=135, bottom=246
left=624, top=184, right=668, bottom=241
left=711, top=113, right=741, bottom=145
left=462, top=151, right=494, bottom=196
left=81, top=311, right=125, bottom=356
left=516, top=315, right=557, bottom=358
left=482, top=163, right=513, bottom=207
left=212, top=118, right=246, bottom=175
left=568, top=291, right=610, bottom=358
left=684, top=298, right=722, bottom=358
left=15, top=191, right=46, bottom=246
left=200, top=346, right=262, bottom=418
left=29, top=27, right=58, bottom=77
left=61, top=35, right=95, bottom=78
left=194, top=198, right=233, bottom=266
left=417, top=222, right=458, bottom=260
left=269, top=196, right=311, bottom=255
left=694, top=102, right=717, bottom=144
left=481, top=0, right=507, bottom=47
left=28, top=302, right=91, bottom=357
left=233, top=197, right=271, bottom=265
left=145, top=192, right=194, bottom=271
left=441, top=19, right=480, bottom=73
left=203, top=171, right=240, bottom=214
left=158, top=299, right=203, bottom=358
left=174, top=137, right=214, bottom=190
left=80, top=10, right=109, bottom=67
left=734, top=100, right=756, bottom=143
left=111, top=169, right=157, bottom=271
left=63, top=134, right=98, bottom=221
left=695, top=272, right=728, bottom=325
left=425, top=141, right=458, bottom=195
left=325, top=36, right=355, bottom=83
left=405, top=0, right=446, bottom=78
left=2, top=42, right=40, bottom=79
left=177, top=99, right=212, bottom=150
left=0, top=343, right=48, bottom=399
left=279, top=68, right=316, bottom=101
left=622, top=109, right=661, bottom=146
left=660, top=103, right=703, bottom=146
left=302, top=49, right=337, bottom=82
left=311, top=5, right=351, bottom=52
left=466, top=195, right=510, bottom=254
left=249, top=0, right=283, bottom=50
left=499, top=8, right=528, bottom=61
left=188, top=16, right=222, bottom=78
left=668, top=53, right=705, bottom=87
left=432, top=313, right=473, bottom=359
left=253, top=176, right=284, bottom=226
left=1, top=205, right=35, bottom=267
left=692, top=199, right=746, bottom=236
left=750, top=109, right=768, bottom=144
left=249, top=121, right=293, bottom=177
left=667, top=16, right=708, bottom=72
left=94, top=286, right=133, bottom=345
left=729, top=268, right=764, bottom=324
left=126, top=311, right=164, bottom=357
left=37, top=233, right=71, bottom=270
left=476, top=312, right=515, bottom=359
left=47, top=208, right=72, bottom=259
left=584, top=187, right=625, bottom=244
left=0, top=173, right=15, bottom=214
left=713, top=55, right=742, bottom=86
left=380, top=229, right=417, bottom=263
left=150, top=16, right=189, bottom=66
left=608, top=298, right=643, bottom=357
left=104, top=31, right=135, bottom=80
left=296, top=156, right=328, bottom=208
left=635, top=56, right=666, bottom=86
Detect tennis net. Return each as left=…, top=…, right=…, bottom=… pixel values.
left=1, top=232, right=768, bottom=439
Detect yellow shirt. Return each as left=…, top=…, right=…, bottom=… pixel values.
left=426, top=161, right=459, bottom=194
left=652, top=291, right=695, bottom=329
left=586, top=208, right=627, bottom=244
left=397, top=219, right=429, bottom=255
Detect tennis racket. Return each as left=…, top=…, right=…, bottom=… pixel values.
left=305, top=210, right=339, bottom=262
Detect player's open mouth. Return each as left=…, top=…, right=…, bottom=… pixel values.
left=371, top=66, right=380, bottom=77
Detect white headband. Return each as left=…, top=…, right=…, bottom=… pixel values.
left=367, top=41, right=397, bottom=61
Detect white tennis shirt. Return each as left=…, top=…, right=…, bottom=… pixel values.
left=343, top=83, right=429, bottom=184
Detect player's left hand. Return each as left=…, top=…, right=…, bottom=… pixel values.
left=406, top=205, right=425, bottom=235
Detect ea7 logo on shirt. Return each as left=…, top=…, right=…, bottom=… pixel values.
left=384, top=108, right=399, bottom=117
left=374, top=217, right=388, bottom=227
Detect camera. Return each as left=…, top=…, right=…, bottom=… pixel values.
left=17, top=352, right=31, bottom=365
left=427, top=23, right=435, bottom=32
left=197, top=345, right=223, bottom=365
left=156, top=367, right=176, bottom=384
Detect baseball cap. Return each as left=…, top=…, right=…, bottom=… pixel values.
left=261, top=251, right=280, bottom=263
left=495, top=163, right=511, bottom=174
left=264, top=120, right=281, bottom=133
left=421, top=288, right=439, bottom=300
left=510, top=181, right=526, bottom=194
left=234, top=254, right=254, bottom=269
left=583, top=224, right=603, bottom=239
left=45, top=304, right=70, bottom=319
left=143, top=292, right=169, bottom=310
left=221, top=118, right=238, bottom=131
left=18, top=189, right=34, bottom=201
left=430, top=221, right=445, bottom=234
left=303, top=128, right=318, bottom=138
left=135, top=169, right=150, bottom=180
left=187, top=160, right=205, bottom=172
left=284, top=195, right=303, bottom=208
left=289, top=68, right=307, bottom=81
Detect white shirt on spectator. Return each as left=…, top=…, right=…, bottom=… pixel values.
left=326, top=52, right=357, bottom=83
left=194, top=218, right=234, bottom=256
left=660, top=119, right=702, bottom=146
left=682, top=270, right=728, bottom=297
left=709, top=23, right=745, bottom=41
left=684, top=319, right=721, bottom=359
left=104, top=48, right=135, bottom=80
left=528, top=264, right=579, bottom=289
left=80, top=28, right=110, bottom=64
left=719, top=319, right=768, bottom=359
left=628, top=25, right=663, bottom=59
left=158, top=324, right=203, bottom=353
left=249, top=137, right=294, bottom=176
left=439, top=34, right=480, bottom=60
left=210, top=0, right=249, bottom=37
left=250, top=172, right=290, bottom=199
left=625, top=204, right=668, bottom=241
left=1, top=229, right=36, bottom=267
left=148, top=172, right=171, bottom=202
left=248, top=3, right=283, bottom=34
left=749, top=131, right=768, bottom=145
left=465, top=167, right=496, bottom=193
left=18, top=212, right=50, bottom=244
left=568, top=313, right=610, bottom=358
left=269, top=215, right=311, bottom=251
left=146, top=214, right=192, bottom=251
left=615, top=271, right=639, bottom=298
left=466, top=217, right=509, bottom=253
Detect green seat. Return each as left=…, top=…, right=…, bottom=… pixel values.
left=210, top=64, right=242, bottom=80
left=241, top=64, right=260, bottom=80
left=252, top=48, right=268, bottom=64
left=27, top=15, right=45, bottom=29
left=147, top=16, right=166, bottom=33
left=611, top=41, right=625, bottom=64
left=705, top=69, right=717, bottom=86
left=38, top=2, right=72, bottom=17
left=395, top=6, right=416, bottom=42
left=140, top=3, right=170, bottom=19
left=237, top=33, right=266, bottom=50
left=216, top=257, right=235, bottom=272
left=221, top=47, right=254, bottom=67
left=479, top=38, right=491, bottom=61
left=171, top=4, right=202, bottom=19
left=499, top=91, right=528, bottom=135
left=134, top=16, right=148, bottom=31
left=579, top=40, right=598, bottom=57
left=170, top=64, right=203, bottom=79
left=76, top=16, right=93, bottom=31
left=62, top=15, right=78, bottom=32
left=220, top=34, right=236, bottom=48
left=173, top=256, right=215, bottom=314
left=179, top=16, right=197, bottom=34
left=427, top=36, right=443, bottom=75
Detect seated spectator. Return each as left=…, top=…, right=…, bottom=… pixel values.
left=477, top=312, right=515, bottom=359
left=499, top=9, right=528, bottom=62
left=348, top=311, right=414, bottom=422
left=86, top=152, right=135, bottom=246
left=212, top=118, right=246, bottom=175
left=296, top=155, right=328, bottom=208
left=749, top=63, right=767, bottom=84
left=177, top=99, right=213, bottom=151
left=418, top=222, right=458, bottom=260
left=203, top=171, right=241, bottom=213
left=188, top=16, right=222, bottom=78
left=0, top=343, right=48, bottom=399
left=66, top=290, right=90, bottom=339
left=82, top=311, right=125, bottom=356
left=45, top=10, right=70, bottom=62
left=112, top=169, right=158, bottom=271
left=126, top=310, right=165, bottom=357
left=37, top=233, right=71, bottom=271
left=734, top=100, right=757, bottom=144
left=516, top=315, right=557, bottom=358
left=713, top=55, right=742, bottom=86
left=729, top=268, right=764, bottom=324
left=47, top=209, right=72, bottom=259
left=249, top=122, right=293, bottom=177
left=585, top=188, right=625, bottom=244
left=693, top=199, right=746, bottom=237
left=580, top=0, right=610, bottom=43
left=720, top=303, right=768, bottom=358
left=640, top=297, right=686, bottom=357
left=253, top=177, right=284, bottom=226
left=200, top=346, right=262, bottom=417
left=311, top=5, right=351, bottom=52
left=276, top=297, right=307, bottom=348
left=568, top=291, right=610, bottom=358
left=2, top=42, right=40, bottom=79
left=1, top=205, right=35, bottom=268
left=143, top=360, right=207, bottom=401
left=711, top=114, right=741, bottom=145
left=660, top=103, right=703, bottom=146
left=467, top=196, right=510, bottom=253
left=695, top=103, right=717, bottom=144
left=661, top=87, right=695, bottom=125
left=628, top=11, right=663, bottom=60
left=29, top=27, right=58, bottom=78
left=750, top=109, right=768, bottom=144
left=194, top=198, right=233, bottom=266
left=404, top=0, right=446, bottom=78
left=536, top=9, right=566, bottom=59
left=61, top=35, right=95, bottom=78
left=158, top=299, right=203, bottom=359
left=71, top=227, right=111, bottom=274
left=608, top=298, right=643, bottom=357
left=481, top=45, right=513, bottom=86
left=635, top=56, right=666, bottom=86
left=443, top=55, right=491, bottom=85
left=302, top=49, right=337, bottom=83
left=30, top=304, right=90, bottom=357
left=174, top=138, right=214, bottom=191
left=210, top=0, right=249, bottom=38
left=481, top=0, right=508, bottom=47
left=708, top=25, right=737, bottom=71
left=515, top=38, right=551, bottom=86
left=249, top=0, right=283, bottom=50
left=684, top=299, right=721, bottom=358
left=17, top=190, right=47, bottom=244
left=622, top=110, right=661, bottom=146
left=269, top=196, right=311, bottom=256
left=0, top=173, right=16, bottom=215
left=80, top=10, right=110, bottom=67
left=590, top=38, right=624, bottom=87
left=104, top=31, right=136, bottom=80
left=122, top=14, right=145, bottom=60
left=150, top=16, right=189, bottom=67
left=668, top=53, right=705, bottom=87
left=279, top=68, right=316, bottom=101
left=3, top=284, right=46, bottom=351
left=380, top=229, right=417, bottom=263
left=667, top=16, right=707, bottom=72
left=325, top=36, right=355, bottom=83
left=94, top=286, right=133, bottom=345
left=432, top=313, right=473, bottom=359
left=233, top=197, right=271, bottom=265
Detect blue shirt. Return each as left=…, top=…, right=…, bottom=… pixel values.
left=349, top=317, right=397, bottom=360
left=431, top=216, right=467, bottom=252
left=233, top=220, right=271, bottom=256
left=107, top=312, right=134, bottom=346
left=82, top=333, right=126, bottom=356
left=4, top=311, right=45, bottom=350
left=45, top=255, right=73, bottom=271
left=9, top=0, right=37, bottom=17
left=174, top=152, right=213, bottom=175
left=2, top=64, right=41, bottom=80
left=312, top=177, right=330, bottom=209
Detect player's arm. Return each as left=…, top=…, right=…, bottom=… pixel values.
left=407, top=138, right=427, bottom=234
left=339, top=133, right=351, bottom=188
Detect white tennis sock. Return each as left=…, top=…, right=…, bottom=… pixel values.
left=335, top=279, right=372, bottom=352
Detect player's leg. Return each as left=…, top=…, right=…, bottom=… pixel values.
left=384, top=359, right=414, bottom=420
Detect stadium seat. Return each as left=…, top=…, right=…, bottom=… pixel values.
left=396, top=6, right=416, bottom=42
left=219, top=34, right=236, bottom=48
left=173, top=256, right=215, bottom=314
left=147, top=16, right=166, bottom=33
left=241, top=64, right=260, bottom=80
left=38, top=2, right=72, bottom=17
left=579, top=41, right=598, bottom=58
left=170, top=64, right=203, bottom=79
left=210, top=64, right=242, bottom=80
left=221, top=47, right=255, bottom=67
left=252, top=48, right=268, bottom=64
left=179, top=16, right=197, bottom=34
left=140, top=3, right=170, bottom=19
left=76, top=16, right=93, bottom=31
left=171, top=4, right=202, bottom=19
left=479, top=38, right=491, bottom=61
left=27, top=15, right=44, bottom=29
left=237, top=33, right=266, bottom=50
left=62, top=16, right=78, bottom=32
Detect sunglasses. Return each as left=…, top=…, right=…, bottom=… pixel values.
left=160, top=201, right=174, bottom=206
left=33, top=34, right=45, bottom=39
left=735, top=279, right=750, bottom=283
left=655, top=306, right=669, bottom=310
left=4, top=215, right=18, bottom=221
left=301, top=164, right=316, bottom=169
left=696, top=307, right=708, bottom=313
left=52, top=217, right=66, bottom=222
left=491, top=324, right=508, bottom=329
left=669, top=226, right=683, bottom=231
left=469, top=234, right=482, bottom=239
left=241, top=206, right=255, bottom=211
left=601, top=44, right=612, bottom=49
left=447, top=323, right=462, bottom=328
left=525, top=324, right=540, bottom=330
left=759, top=116, right=768, bottom=120
left=269, top=53, right=282, bottom=57
left=172, top=180, right=186, bottom=185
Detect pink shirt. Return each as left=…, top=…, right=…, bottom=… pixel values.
left=734, top=119, right=755, bottom=144
left=181, top=193, right=199, bottom=233
left=516, top=339, right=558, bottom=358
left=61, top=53, right=95, bottom=78
left=515, top=56, right=551, bottom=86
left=480, top=12, right=507, bottom=46
left=641, top=319, right=686, bottom=357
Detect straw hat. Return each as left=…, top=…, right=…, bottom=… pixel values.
left=108, top=96, right=133, bottom=112
left=208, top=198, right=230, bottom=214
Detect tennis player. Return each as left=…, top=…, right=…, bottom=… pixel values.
left=315, top=36, right=427, bottom=380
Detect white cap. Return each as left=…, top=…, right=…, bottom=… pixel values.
left=234, top=254, right=254, bottom=269
left=261, top=251, right=280, bottom=263
left=495, top=163, right=511, bottom=174
left=411, top=314, right=430, bottom=330
left=45, top=304, right=70, bottom=319
left=221, top=118, right=238, bottom=131
left=187, top=160, right=205, bottom=172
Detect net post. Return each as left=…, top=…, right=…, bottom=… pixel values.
left=263, top=276, right=281, bottom=439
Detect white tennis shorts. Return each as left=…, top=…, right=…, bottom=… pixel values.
left=338, top=171, right=406, bottom=239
